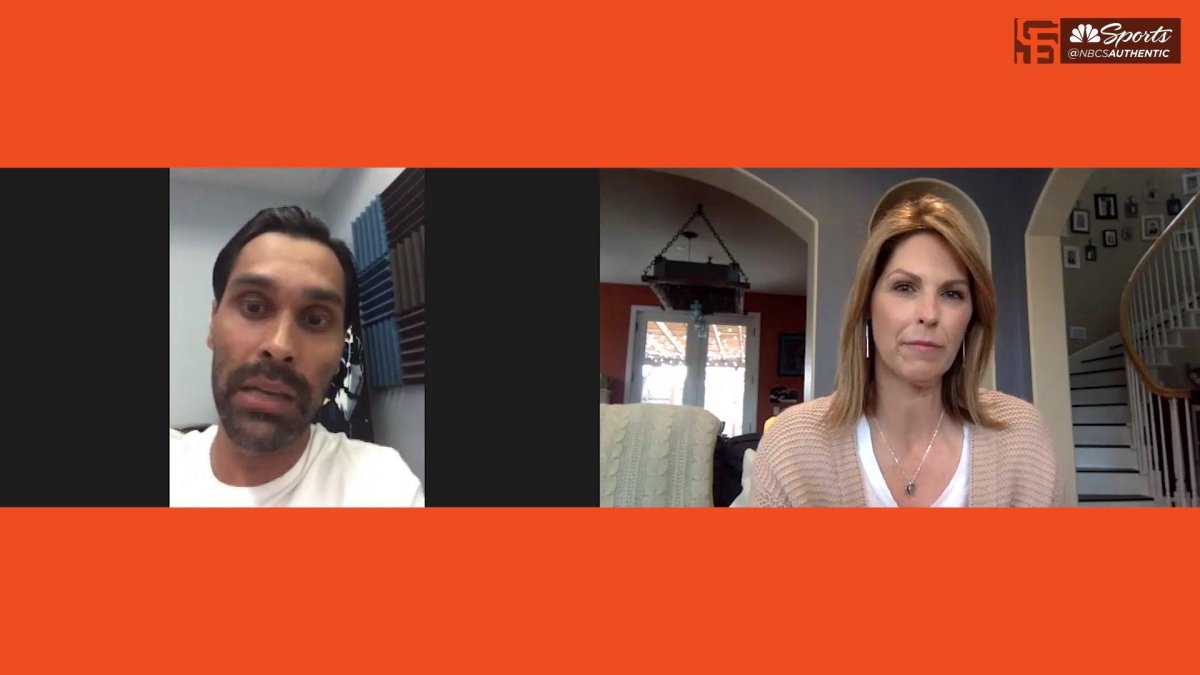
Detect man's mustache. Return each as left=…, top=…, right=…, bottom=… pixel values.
left=225, top=360, right=312, bottom=411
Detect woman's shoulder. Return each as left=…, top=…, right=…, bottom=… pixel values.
left=759, top=395, right=846, bottom=462
left=769, top=395, right=837, bottom=437
left=975, top=388, right=1046, bottom=427
left=973, top=389, right=1055, bottom=460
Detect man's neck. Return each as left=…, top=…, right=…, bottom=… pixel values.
left=210, top=425, right=312, bottom=487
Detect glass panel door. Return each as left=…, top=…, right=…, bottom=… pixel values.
left=701, top=322, right=749, bottom=436
left=638, top=319, right=689, bottom=406
left=627, top=307, right=760, bottom=433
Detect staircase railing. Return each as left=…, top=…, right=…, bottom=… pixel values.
left=1119, top=191, right=1199, bottom=507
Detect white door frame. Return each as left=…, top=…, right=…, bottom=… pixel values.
left=623, top=305, right=762, bottom=433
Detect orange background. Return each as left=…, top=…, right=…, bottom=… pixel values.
left=600, top=282, right=806, bottom=430
left=0, top=3, right=1195, bottom=166
left=3, top=1, right=1198, bottom=671
left=2, top=509, right=1196, bottom=672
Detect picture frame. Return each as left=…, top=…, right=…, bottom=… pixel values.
left=1063, top=244, right=1081, bottom=269
left=1070, top=208, right=1090, bottom=233
left=1166, top=195, right=1182, bottom=216
left=1123, top=196, right=1139, bottom=218
left=1174, top=228, right=1197, bottom=252
left=777, top=333, right=805, bottom=376
left=1141, top=214, right=1164, bottom=241
left=1094, top=193, right=1118, bottom=220
left=1102, top=229, right=1118, bottom=247
left=1183, top=171, right=1200, bottom=196
left=1145, top=183, right=1159, bottom=202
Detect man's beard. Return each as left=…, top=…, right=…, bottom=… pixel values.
left=212, top=357, right=316, bottom=455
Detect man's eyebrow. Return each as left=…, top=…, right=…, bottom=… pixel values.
left=305, top=287, right=344, bottom=307
left=231, top=274, right=344, bottom=307
left=230, top=273, right=275, bottom=290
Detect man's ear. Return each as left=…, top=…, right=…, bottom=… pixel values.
left=207, top=299, right=217, bottom=349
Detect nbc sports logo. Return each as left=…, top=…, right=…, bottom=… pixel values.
left=1069, top=24, right=1101, bottom=43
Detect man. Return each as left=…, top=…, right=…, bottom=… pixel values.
left=170, top=206, right=424, bottom=507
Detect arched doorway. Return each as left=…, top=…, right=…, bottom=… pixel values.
left=653, top=169, right=820, bottom=401
left=1025, top=168, right=1094, bottom=506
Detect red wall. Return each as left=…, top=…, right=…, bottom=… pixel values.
left=745, top=292, right=807, bottom=431
left=599, top=283, right=659, bottom=404
left=599, top=282, right=806, bottom=432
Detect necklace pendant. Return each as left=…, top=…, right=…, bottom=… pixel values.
left=905, top=481, right=915, bottom=496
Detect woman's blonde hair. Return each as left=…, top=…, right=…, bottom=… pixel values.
left=826, top=195, right=1002, bottom=430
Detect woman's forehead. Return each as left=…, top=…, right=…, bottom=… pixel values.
left=882, top=233, right=968, bottom=279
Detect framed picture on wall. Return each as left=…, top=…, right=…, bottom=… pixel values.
left=1094, top=193, right=1118, bottom=220
left=1174, top=228, right=1197, bottom=252
left=1142, top=214, right=1164, bottom=240
left=777, top=333, right=805, bottom=376
left=1063, top=245, right=1081, bottom=269
left=1070, top=208, right=1090, bottom=233
left=1103, top=229, right=1118, bottom=247
left=1183, top=171, right=1200, bottom=196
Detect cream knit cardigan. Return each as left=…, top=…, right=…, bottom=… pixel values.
left=752, top=389, right=1068, bottom=506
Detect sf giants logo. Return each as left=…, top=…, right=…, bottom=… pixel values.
left=1015, top=19, right=1059, bottom=63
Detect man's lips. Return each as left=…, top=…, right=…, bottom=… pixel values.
left=240, top=377, right=296, bottom=399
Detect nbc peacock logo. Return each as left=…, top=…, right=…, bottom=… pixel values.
left=1069, top=24, right=1101, bottom=43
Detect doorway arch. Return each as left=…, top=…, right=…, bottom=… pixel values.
left=1024, top=169, right=1093, bottom=505
left=653, top=169, right=820, bottom=401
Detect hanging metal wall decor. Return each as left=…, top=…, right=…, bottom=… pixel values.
left=641, top=203, right=750, bottom=315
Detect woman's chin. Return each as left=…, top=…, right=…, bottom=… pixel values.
left=897, top=366, right=948, bottom=388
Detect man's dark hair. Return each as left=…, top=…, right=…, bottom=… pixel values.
left=212, top=206, right=359, bottom=330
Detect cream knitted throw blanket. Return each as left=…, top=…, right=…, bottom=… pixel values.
left=600, top=403, right=722, bottom=507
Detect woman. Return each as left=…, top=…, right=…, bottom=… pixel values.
left=752, top=195, right=1063, bottom=506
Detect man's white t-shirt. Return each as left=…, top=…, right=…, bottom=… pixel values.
left=170, top=424, right=424, bottom=507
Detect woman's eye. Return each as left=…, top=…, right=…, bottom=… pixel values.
left=894, top=282, right=915, bottom=293
left=944, top=289, right=965, bottom=301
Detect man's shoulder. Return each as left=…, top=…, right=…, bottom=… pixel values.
left=310, top=424, right=423, bottom=502
left=170, top=425, right=216, bottom=452
left=314, top=425, right=407, bottom=465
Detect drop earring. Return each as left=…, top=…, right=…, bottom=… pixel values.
left=865, top=323, right=871, bottom=359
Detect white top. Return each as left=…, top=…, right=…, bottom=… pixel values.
left=170, top=424, right=424, bottom=507
left=855, top=415, right=970, bottom=507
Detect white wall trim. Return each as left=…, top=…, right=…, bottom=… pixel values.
left=1026, top=168, right=1094, bottom=505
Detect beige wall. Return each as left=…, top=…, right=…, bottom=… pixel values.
left=1062, top=168, right=1190, bottom=351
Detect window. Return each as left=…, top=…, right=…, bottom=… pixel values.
left=625, top=306, right=760, bottom=435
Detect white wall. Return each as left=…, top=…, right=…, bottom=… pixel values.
left=1062, top=168, right=1189, bottom=348
left=321, top=169, right=426, bottom=484
left=169, top=179, right=327, bottom=428
left=599, top=169, right=808, bottom=295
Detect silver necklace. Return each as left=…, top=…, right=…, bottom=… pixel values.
left=872, top=410, right=945, bottom=497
